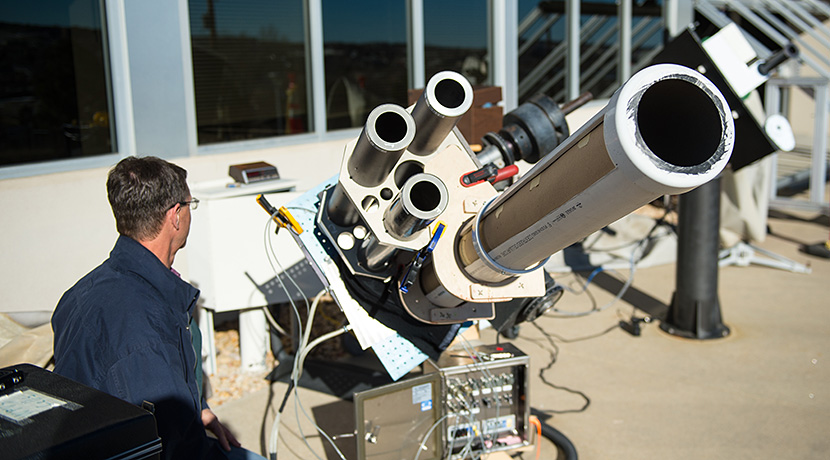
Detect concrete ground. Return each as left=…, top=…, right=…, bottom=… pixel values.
left=214, top=207, right=830, bottom=460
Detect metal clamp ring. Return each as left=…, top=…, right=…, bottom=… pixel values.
left=471, top=196, right=550, bottom=277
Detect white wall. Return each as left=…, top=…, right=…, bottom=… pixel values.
left=0, top=138, right=348, bottom=324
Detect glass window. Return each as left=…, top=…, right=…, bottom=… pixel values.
left=189, top=0, right=309, bottom=145
left=423, top=1, right=488, bottom=86
left=0, top=1, right=114, bottom=167
left=322, top=0, right=407, bottom=130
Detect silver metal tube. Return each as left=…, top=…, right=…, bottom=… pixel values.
left=348, top=104, right=416, bottom=187
left=809, top=82, right=828, bottom=205
left=457, top=64, right=735, bottom=284
left=475, top=144, right=506, bottom=168
left=325, top=182, right=361, bottom=227
left=408, top=71, right=473, bottom=156
left=358, top=235, right=398, bottom=272
left=566, top=0, right=581, bottom=100
left=618, top=0, right=632, bottom=82
left=384, top=173, right=448, bottom=241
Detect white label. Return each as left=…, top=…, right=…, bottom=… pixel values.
left=412, top=383, right=432, bottom=405
left=483, top=415, right=516, bottom=434
left=0, top=389, right=68, bottom=422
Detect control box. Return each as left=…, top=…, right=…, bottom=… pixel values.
left=354, top=343, right=530, bottom=460
left=428, top=343, right=530, bottom=458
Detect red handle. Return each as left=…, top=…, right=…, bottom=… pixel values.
left=489, top=164, right=519, bottom=184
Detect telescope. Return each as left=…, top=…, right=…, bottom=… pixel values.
left=283, top=63, right=734, bottom=362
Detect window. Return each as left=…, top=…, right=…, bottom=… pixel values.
left=423, top=1, right=489, bottom=86
left=322, top=0, right=407, bottom=130
left=0, top=1, right=114, bottom=167
left=189, top=0, right=309, bottom=145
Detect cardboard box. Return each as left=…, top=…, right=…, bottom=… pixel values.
left=408, top=85, right=503, bottom=143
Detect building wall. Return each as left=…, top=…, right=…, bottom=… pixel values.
left=0, top=138, right=347, bottom=324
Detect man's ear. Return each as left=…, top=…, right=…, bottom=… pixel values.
left=168, top=205, right=180, bottom=231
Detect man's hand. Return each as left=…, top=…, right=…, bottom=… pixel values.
left=202, top=408, right=242, bottom=451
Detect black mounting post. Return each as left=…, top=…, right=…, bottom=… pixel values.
left=661, top=177, right=730, bottom=339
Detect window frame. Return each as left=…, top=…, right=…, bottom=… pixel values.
left=0, top=0, right=511, bottom=179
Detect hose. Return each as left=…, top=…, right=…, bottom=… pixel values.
left=540, top=420, right=578, bottom=460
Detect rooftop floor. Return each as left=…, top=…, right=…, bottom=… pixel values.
left=213, top=203, right=830, bottom=460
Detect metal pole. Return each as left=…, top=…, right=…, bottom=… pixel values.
left=765, top=80, right=782, bottom=204
left=663, top=0, right=694, bottom=39
left=810, top=82, right=828, bottom=206
left=407, top=0, right=425, bottom=90
left=306, top=0, right=327, bottom=134
left=491, top=0, right=519, bottom=111
left=619, top=0, right=632, bottom=83
left=661, top=177, right=730, bottom=339
left=566, top=0, right=581, bottom=100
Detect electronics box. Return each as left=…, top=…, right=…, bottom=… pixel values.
left=429, top=343, right=531, bottom=459
left=228, top=161, right=280, bottom=184
left=354, top=343, right=530, bottom=460
left=0, top=364, right=162, bottom=460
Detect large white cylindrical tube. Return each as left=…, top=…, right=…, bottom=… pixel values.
left=348, top=104, right=416, bottom=187
left=409, top=71, right=474, bottom=156
left=458, top=64, right=735, bottom=284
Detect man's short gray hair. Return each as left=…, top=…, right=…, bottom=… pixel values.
left=106, top=156, right=189, bottom=241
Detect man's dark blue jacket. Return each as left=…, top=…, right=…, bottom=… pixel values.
left=52, top=235, right=225, bottom=459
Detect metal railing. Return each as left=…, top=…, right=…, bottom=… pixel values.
left=516, top=0, right=829, bottom=213
left=517, top=1, right=664, bottom=104
left=697, top=0, right=829, bottom=213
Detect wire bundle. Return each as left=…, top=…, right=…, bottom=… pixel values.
left=262, top=212, right=350, bottom=460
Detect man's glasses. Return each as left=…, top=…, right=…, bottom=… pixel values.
left=170, top=198, right=200, bottom=211
left=182, top=198, right=200, bottom=210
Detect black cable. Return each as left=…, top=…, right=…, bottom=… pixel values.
left=277, top=380, right=295, bottom=414
left=526, top=321, right=621, bottom=415
left=516, top=335, right=587, bottom=414
left=549, top=271, right=599, bottom=316
left=539, top=420, right=578, bottom=460
left=543, top=322, right=620, bottom=343
left=260, top=375, right=275, bottom=455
